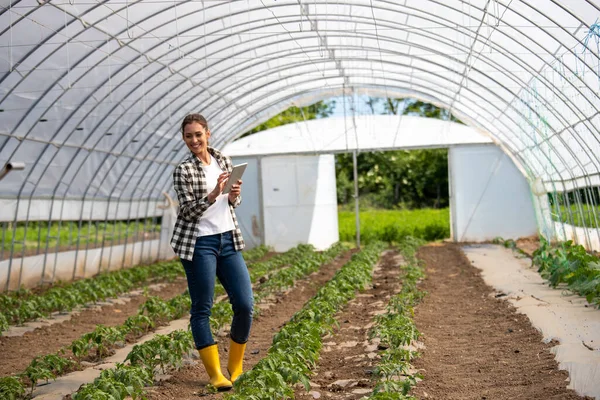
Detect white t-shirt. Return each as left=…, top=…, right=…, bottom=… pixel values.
left=197, top=155, right=236, bottom=237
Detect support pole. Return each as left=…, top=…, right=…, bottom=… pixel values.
left=352, top=150, right=360, bottom=248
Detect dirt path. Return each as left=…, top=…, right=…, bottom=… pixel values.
left=411, top=243, right=591, bottom=400
left=146, top=249, right=357, bottom=400
left=0, top=278, right=189, bottom=377
left=294, top=249, right=404, bottom=399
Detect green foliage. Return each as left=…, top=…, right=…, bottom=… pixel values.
left=0, top=313, right=8, bottom=334
left=548, top=190, right=600, bottom=228
left=550, top=203, right=600, bottom=227
left=380, top=98, right=461, bottom=122
left=139, top=296, right=175, bottom=322
left=122, top=314, right=155, bottom=336
left=3, top=218, right=161, bottom=254
left=68, top=242, right=351, bottom=400
left=74, top=364, right=153, bottom=400
left=125, top=331, right=194, bottom=374
left=240, top=100, right=335, bottom=138
left=368, top=392, right=418, bottom=400
left=338, top=208, right=450, bottom=243
left=0, top=377, right=26, bottom=400
left=97, top=364, right=153, bottom=397
left=76, top=331, right=193, bottom=400
left=335, top=97, right=458, bottom=210
left=39, top=353, right=75, bottom=375
left=0, top=259, right=184, bottom=335
left=533, top=238, right=600, bottom=306
left=23, top=361, right=55, bottom=393
left=7, top=242, right=339, bottom=400
left=72, top=325, right=126, bottom=361
left=366, top=237, right=426, bottom=399
left=210, top=301, right=234, bottom=333
left=336, top=149, right=449, bottom=209
left=241, top=244, right=271, bottom=263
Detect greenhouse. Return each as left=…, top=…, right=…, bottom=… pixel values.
left=1, top=1, right=600, bottom=399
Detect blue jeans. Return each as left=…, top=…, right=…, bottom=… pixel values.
left=180, top=231, right=253, bottom=350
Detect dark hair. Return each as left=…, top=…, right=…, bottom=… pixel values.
left=181, top=113, right=208, bottom=134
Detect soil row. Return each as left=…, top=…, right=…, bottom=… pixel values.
left=3, top=242, right=591, bottom=400
left=411, top=243, right=590, bottom=400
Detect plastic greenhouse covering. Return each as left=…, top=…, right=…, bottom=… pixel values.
left=1, top=0, right=600, bottom=289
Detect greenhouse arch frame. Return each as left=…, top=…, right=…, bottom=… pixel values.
left=1, top=0, right=600, bottom=289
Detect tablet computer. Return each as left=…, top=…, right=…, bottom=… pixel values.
left=222, top=163, right=248, bottom=194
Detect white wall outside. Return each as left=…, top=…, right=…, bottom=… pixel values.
left=450, top=144, right=538, bottom=242
left=260, top=154, right=339, bottom=252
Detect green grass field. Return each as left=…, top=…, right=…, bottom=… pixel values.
left=550, top=204, right=600, bottom=228
left=2, top=208, right=451, bottom=255
left=338, top=208, right=450, bottom=243
left=1, top=220, right=161, bottom=255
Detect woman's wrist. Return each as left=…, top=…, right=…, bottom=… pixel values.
left=207, top=192, right=217, bottom=203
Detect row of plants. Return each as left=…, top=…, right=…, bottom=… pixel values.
left=76, top=331, right=194, bottom=400
left=0, top=293, right=192, bottom=398
left=494, top=236, right=600, bottom=308
left=0, top=245, right=270, bottom=335
left=338, top=208, right=450, bottom=243
left=3, top=331, right=195, bottom=400
left=38, top=242, right=350, bottom=400
left=241, top=245, right=270, bottom=263
left=208, top=242, right=351, bottom=336
left=0, top=260, right=183, bottom=335
left=225, top=242, right=386, bottom=399
left=366, top=237, right=426, bottom=399
left=0, top=243, right=314, bottom=399
left=532, top=238, right=600, bottom=307
left=254, top=242, right=351, bottom=302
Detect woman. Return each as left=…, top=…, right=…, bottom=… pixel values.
left=170, top=113, right=253, bottom=391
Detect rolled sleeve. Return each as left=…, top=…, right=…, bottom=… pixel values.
left=230, top=194, right=242, bottom=208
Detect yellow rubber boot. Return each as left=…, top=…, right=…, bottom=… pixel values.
left=198, top=345, right=232, bottom=391
left=227, top=339, right=247, bottom=383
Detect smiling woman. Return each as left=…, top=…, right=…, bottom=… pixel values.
left=170, top=113, right=254, bottom=392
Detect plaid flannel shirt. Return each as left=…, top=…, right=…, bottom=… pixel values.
left=170, top=147, right=245, bottom=261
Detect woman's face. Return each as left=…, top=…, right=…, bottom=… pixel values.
left=182, top=121, right=210, bottom=155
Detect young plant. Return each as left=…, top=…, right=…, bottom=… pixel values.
left=73, top=325, right=126, bottom=361
left=121, top=314, right=155, bottom=336
left=0, top=376, right=26, bottom=400
left=23, top=362, right=54, bottom=394
left=40, top=353, right=75, bottom=375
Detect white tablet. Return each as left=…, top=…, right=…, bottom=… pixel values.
left=222, top=163, right=248, bottom=194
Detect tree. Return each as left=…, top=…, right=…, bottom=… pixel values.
left=240, top=100, right=336, bottom=138
left=335, top=97, right=458, bottom=209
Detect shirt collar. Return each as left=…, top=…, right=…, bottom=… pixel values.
left=188, top=147, right=225, bottom=169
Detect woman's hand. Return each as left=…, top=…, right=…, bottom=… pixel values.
left=228, top=179, right=243, bottom=203
left=208, top=172, right=230, bottom=203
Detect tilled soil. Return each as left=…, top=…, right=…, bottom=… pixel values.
left=294, top=249, right=405, bottom=400
left=0, top=278, right=189, bottom=377
left=145, top=249, right=358, bottom=400
left=411, top=243, right=591, bottom=400
left=2, top=244, right=590, bottom=400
